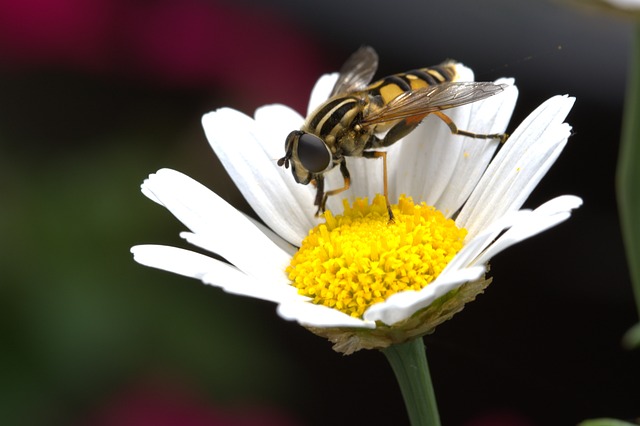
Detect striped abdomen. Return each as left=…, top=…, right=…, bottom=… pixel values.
left=365, top=62, right=459, bottom=106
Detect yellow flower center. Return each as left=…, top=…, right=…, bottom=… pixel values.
left=287, top=195, right=467, bottom=319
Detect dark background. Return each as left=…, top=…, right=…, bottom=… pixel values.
left=0, top=0, right=638, bottom=425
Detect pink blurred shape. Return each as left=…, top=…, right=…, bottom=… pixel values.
left=0, top=0, right=325, bottom=111
left=87, top=379, right=300, bottom=426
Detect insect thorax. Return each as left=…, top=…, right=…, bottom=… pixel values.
left=303, top=94, right=372, bottom=158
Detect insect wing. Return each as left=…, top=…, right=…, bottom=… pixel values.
left=329, top=46, right=379, bottom=97
left=361, top=81, right=508, bottom=126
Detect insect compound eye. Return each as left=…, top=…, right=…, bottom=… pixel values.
left=296, top=133, right=332, bottom=174
left=278, top=131, right=299, bottom=169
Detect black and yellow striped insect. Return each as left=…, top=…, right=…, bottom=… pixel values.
left=277, top=46, right=508, bottom=221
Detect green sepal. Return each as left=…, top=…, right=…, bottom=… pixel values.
left=307, top=275, right=491, bottom=354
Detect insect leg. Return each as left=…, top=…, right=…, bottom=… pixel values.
left=432, top=111, right=508, bottom=143
left=313, top=175, right=325, bottom=214
left=317, top=161, right=351, bottom=216
left=362, top=150, right=395, bottom=223
left=376, top=114, right=430, bottom=148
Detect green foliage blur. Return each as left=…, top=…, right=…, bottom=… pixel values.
left=0, top=71, right=298, bottom=425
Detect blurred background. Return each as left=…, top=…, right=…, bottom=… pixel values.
left=0, top=0, right=638, bottom=425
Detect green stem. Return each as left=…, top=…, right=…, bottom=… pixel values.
left=382, top=338, right=441, bottom=426
left=617, top=23, right=640, bottom=320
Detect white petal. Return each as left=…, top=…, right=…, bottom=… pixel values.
left=307, top=73, right=339, bottom=115
left=363, top=266, right=486, bottom=325
left=202, top=108, right=315, bottom=246
left=253, top=104, right=305, bottom=160
left=131, top=245, right=303, bottom=304
left=454, top=63, right=475, bottom=83
left=388, top=105, right=473, bottom=206
left=140, top=169, right=291, bottom=283
left=457, top=95, right=576, bottom=239
left=131, top=244, right=239, bottom=280
left=388, top=80, right=517, bottom=211
left=604, top=0, right=640, bottom=10
left=277, top=301, right=376, bottom=329
left=442, top=210, right=532, bottom=274
left=530, top=194, right=584, bottom=216
left=141, top=185, right=162, bottom=206
left=180, top=231, right=290, bottom=286
left=432, top=81, right=519, bottom=216
left=472, top=195, right=583, bottom=266
left=244, top=214, right=298, bottom=257
left=201, top=270, right=305, bottom=304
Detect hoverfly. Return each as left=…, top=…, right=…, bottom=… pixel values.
left=277, top=46, right=508, bottom=221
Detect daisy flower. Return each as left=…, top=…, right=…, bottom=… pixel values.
left=131, top=62, right=581, bottom=355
